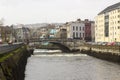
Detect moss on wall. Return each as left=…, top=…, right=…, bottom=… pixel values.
left=0, top=45, right=31, bottom=80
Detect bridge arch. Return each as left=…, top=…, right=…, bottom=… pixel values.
left=49, top=42, right=71, bottom=53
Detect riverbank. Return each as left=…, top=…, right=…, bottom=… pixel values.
left=78, top=45, right=120, bottom=63
left=0, top=45, right=32, bottom=80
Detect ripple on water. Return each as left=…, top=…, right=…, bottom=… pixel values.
left=25, top=49, right=120, bottom=80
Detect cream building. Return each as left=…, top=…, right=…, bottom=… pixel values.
left=95, top=2, right=120, bottom=42
left=91, top=22, right=95, bottom=41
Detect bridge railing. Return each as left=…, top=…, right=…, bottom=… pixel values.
left=0, top=42, right=24, bottom=54
left=29, top=38, right=79, bottom=42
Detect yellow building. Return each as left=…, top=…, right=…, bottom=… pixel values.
left=95, top=2, right=120, bottom=42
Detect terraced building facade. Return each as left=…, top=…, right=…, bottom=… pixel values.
left=95, top=2, right=120, bottom=42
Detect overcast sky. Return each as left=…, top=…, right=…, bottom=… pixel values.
left=0, top=0, right=120, bottom=25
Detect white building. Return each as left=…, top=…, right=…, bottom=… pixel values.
left=66, top=20, right=85, bottom=39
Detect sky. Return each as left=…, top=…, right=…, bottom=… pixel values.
left=0, top=0, right=120, bottom=25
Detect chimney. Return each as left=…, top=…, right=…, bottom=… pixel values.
left=77, top=19, right=81, bottom=22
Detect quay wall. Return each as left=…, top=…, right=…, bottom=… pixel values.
left=0, top=45, right=33, bottom=80
left=78, top=45, right=120, bottom=62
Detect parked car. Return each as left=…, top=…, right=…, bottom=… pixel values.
left=101, top=42, right=107, bottom=45
left=97, top=42, right=103, bottom=45
left=114, top=42, right=120, bottom=46
left=107, top=42, right=115, bottom=45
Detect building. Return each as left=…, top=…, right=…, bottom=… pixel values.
left=95, top=2, right=120, bottom=42
left=66, top=19, right=94, bottom=41
left=39, top=27, right=48, bottom=38
left=0, top=26, right=13, bottom=43
left=55, top=25, right=67, bottom=39
left=66, top=19, right=85, bottom=39
left=91, top=22, right=95, bottom=42
left=14, top=24, right=31, bottom=42
left=84, top=19, right=95, bottom=41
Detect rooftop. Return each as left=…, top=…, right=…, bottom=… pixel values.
left=98, top=2, right=120, bottom=15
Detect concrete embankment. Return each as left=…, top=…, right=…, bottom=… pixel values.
left=78, top=45, right=120, bottom=62
left=0, top=45, right=33, bottom=80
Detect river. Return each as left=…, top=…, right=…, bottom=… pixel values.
left=25, top=49, right=120, bottom=80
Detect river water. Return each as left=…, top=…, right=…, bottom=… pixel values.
left=25, top=49, right=120, bottom=80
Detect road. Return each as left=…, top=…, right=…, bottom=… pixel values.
left=0, top=42, right=23, bottom=54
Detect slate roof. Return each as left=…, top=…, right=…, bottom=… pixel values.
left=98, top=2, right=120, bottom=15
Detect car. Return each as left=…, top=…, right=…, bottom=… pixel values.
left=97, top=42, right=103, bottom=45
left=101, top=42, right=107, bottom=45
left=114, top=42, right=120, bottom=46
left=107, top=42, right=115, bottom=45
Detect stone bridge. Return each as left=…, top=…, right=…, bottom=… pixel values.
left=29, top=38, right=84, bottom=53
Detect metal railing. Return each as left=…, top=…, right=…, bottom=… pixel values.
left=0, top=42, right=24, bottom=54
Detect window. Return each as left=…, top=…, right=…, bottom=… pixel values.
left=79, top=27, right=81, bottom=31
left=76, top=32, right=78, bottom=38
left=104, top=15, right=109, bottom=37
left=73, top=26, right=75, bottom=31
left=80, top=33, right=81, bottom=37
left=118, top=26, right=120, bottom=29
left=118, top=21, right=120, bottom=23
left=115, top=38, right=117, bottom=41
left=76, top=26, right=78, bottom=31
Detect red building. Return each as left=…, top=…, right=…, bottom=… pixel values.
left=84, top=19, right=92, bottom=41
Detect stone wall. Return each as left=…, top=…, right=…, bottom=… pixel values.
left=0, top=46, right=32, bottom=80
left=79, top=45, right=120, bottom=62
